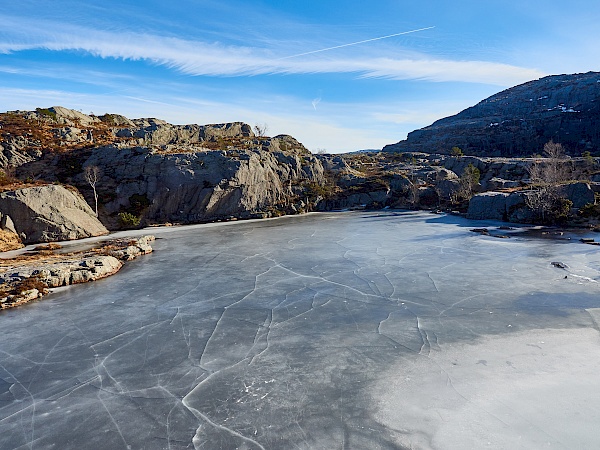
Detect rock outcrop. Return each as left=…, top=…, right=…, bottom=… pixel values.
left=28, top=255, right=123, bottom=288
left=83, top=146, right=325, bottom=224
left=383, top=72, right=600, bottom=157
left=108, top=235, right=155, bottom=261
left=2, top=104, right=598, bottom=230
left=466, top=192, right=511, bottom=221
left=0, top=235, right=155, bottom=309
left=0, top=185, right=108, bottom=244
left=1, top=107, right=326, bottom=229
left=466, top=183, right=596, bottom=222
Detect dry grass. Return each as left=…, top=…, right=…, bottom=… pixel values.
left=0, top=229, right=23, bottom=252
left=0, top=180, right=49, bottom=193
left=0, top=111, right=133, bottom=154
left=15, top=276, right=48, bottom=294
left=0, top=250, right=75, bottom=267
left=33, top=243, right=62, bottom=251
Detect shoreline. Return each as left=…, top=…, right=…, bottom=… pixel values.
left=0, top=235, right=155, bottom=310
left=2, top=210, right=598, bottom=310
left=0, top=212, right=326, bottom=310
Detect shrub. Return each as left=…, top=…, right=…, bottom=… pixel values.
left=579, top=202, right=600, bottom=219
left=303, top=181, right=337, bottom=199
left=551, top=198, right=573, bottom=223
left=118, top=212, right=141, bottom=228
left=36, top=108, right=57, bottom=120
left=450, top=163, right=480, bottom=205
left=451, top=146, right=464, bottom=157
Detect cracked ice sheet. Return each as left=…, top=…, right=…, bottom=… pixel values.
left=1, top=211, right=600, bottom=449
left=372, top=326, right=600, bottom=450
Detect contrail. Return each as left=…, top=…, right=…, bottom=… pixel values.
left=279, top=26, right=435, bottom=60
left=312, top=97, right=321, bottom=110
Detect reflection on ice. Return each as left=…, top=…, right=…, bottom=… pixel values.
left=1, top=211, right=600, bottom=449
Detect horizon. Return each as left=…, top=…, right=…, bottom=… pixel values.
left=2, top=1, right=599, bottom=153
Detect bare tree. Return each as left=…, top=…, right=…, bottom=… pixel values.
left=84, top=165, right=101, bottom=216
left=253, top=123, right=268, bottom=137
left=404, top=160, right=421, bottom=208
left=525, top=141, right=572, bottom=222
left=406, top=178, right=420, bottom=207
left=450, top=163, right=480, bottom=205
left=531, top=141, right=570, bottom=184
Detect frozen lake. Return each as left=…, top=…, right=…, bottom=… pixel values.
left=2, top=211, right=600, bottom=449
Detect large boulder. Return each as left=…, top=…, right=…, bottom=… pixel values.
left=466, top=192, right=510, bottom=220
left=484, top=177, right=521, bottom=190
left=561, top=182, right=595, bottom=208
left=435, top=179, right=460, bottom=202
left=47, top=106, right=101, bottom=127
left=0, top=185, right=108, bottom=244
left=467, top=184, right=594, bottom=223
left=505, top=192, right=536, bottom=223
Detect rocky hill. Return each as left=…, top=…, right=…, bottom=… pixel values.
left=1, top=105, right=600, bottom=253
left=383, top=71, right=600, bottom=157
left=0, top=106, right=327, bottom=245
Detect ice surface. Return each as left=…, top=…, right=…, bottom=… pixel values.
left=1, top=211, right=600, bottom=449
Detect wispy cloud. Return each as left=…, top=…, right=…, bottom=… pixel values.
left=0, top=16, right=545, bottom=86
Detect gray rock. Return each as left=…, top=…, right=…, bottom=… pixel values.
left=316, top=155, right=351, bottom=172
left=318, top=190, right=390, bottom=210
left=505, top=191, right=536, bottom=223
left=85, top=147, right=325, bottom=223
left=466, top=192, right=510, bottom=220
left=110, top=235, right=155, bottom=261
left=37, top=255, right=121, bottom=287
left=47, top=106, right=101, bottom=127
left=389, top=174, right=411, bottom=192
left=123, top=120, right=254, bottom=146
left=436, top=168, right=458, bottom=181
left=484, top=177, right=521, bottom=190
left=54, top=127, right=82, bottom=142
left=561, top=182, right=595, bottom=208
left=0, top=185, right=109, bottom=244
left=434, top=179, right=461, bottom=202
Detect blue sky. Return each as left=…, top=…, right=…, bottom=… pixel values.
left=1, top=1, right=599, bottom=153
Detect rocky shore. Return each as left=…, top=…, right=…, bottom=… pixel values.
left=0, top=235, right=154, bottom=309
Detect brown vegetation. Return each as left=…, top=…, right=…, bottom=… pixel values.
left=0, top=229, right=23, bottom=252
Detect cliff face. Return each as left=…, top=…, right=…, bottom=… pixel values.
left=83, top=146, right=325, bottom=224
left=383, top=72, right=600, bottom=157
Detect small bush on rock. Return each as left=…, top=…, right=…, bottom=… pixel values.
left=579, top=202, right=600, bottom=219
left=118, top=212, right=141, bottom=228
left=451, top=146, right=464, bottom=157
